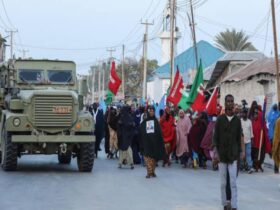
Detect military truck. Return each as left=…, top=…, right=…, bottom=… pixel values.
left=0, top=59, right=95, bottom=172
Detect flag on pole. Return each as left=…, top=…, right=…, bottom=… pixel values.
left=105, top=61, right=122, bottom=105
left=177, top=90, right=189, bottom=111
left=167, top=67, right=184, bottom=106
left=108, top=61, right=122, bottom=95
left=187, top=60, right=204, bottom=104
left=191, top=86, right=206, bottom=112
left=206, top=86, right=218, bottom=115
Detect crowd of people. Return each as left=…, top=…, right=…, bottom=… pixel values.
left=87, top=95, right=280, bottom=210
left=87, top=97, right=279, bottom=176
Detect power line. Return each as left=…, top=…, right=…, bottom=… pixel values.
left=1, top=0, right=16, bottom=29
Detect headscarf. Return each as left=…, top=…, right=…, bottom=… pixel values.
left=267, top=104, right=280, bottom=141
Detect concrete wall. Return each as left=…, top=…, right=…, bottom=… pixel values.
left=220, top=74, right=277, bottom=109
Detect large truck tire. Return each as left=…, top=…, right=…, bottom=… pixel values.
left=58, top=150, right=72, bottom=164
left=1, top=131, right=18, bottom=171
left=77, top=142, right=95, bottom=172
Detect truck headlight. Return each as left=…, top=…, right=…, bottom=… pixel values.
left=83, top=119, right=90, bottom=127
left=13, top=118, right=21, bottom=127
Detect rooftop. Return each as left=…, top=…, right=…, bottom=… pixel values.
left=206, top=51, right=266, bottom=88
left=223, top=57, right=279, bottom=82
left=154, top=40, right=225, bottom=82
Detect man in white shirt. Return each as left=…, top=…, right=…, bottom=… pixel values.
left=241, top=108, right=254, bottom=174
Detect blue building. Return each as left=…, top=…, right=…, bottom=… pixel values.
left=147, top=40, right=225, bottom=102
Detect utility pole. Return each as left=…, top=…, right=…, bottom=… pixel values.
left=189, top=0, right=199, bottom=70
left=271, top=0, right=280, bottom=102
left=107, top=47, right=116, bottom=63
left=122, top=44, right=125, bottom=100
left=91, top=67, right=95, bottom=103
left=18, top=49, right=29, bottom=59
left=170, top=0, right=176, bottom=86
left=102, top=61, right=105, bottom=99
left=98, top=61, right=101, bottom=101
left=5, top=29, right=18, bottom=59
left=141, top=20, right=154, bottom=100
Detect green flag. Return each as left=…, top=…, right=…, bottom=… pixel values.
left=105, top=89, right=114, bottom=105
left=178, top=90, right=189, bottom=111
left=187, top=60, right=203, bottom=104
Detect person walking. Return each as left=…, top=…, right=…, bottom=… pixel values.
left=176, top=109, right=192, bottom=168
left=117, top=105, right=135, bottom=169
left=240, top=108, right=254, bottom=174
left=251, top=108, right=270, bottom=172
left=90, top=103, right=104, bottom=158
left=140, top=106, right=166, bottom=178
left=272, top=117, right=280, bottom=174
left=268, top=104, right=280, bottom=173
left=160, top=107, right=176, bottom=166
left=213, top=94, right=242, bottom=210
left=108, top=107, right=119, bottom=159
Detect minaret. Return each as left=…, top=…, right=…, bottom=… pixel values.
left=159, top=2, right=181, bottom=65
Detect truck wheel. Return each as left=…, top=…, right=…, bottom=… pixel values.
left=77, top=142, right=95, bottom=172
left=58, top=150, right=72, bottom=164
left=1, top=131, right=18, bottom=171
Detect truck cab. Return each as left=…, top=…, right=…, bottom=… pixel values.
left=0, top=59, right=95, bottom=172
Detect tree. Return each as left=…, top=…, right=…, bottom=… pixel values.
left=117, top=57, right=158, bottom=98
left=87, top=58, right=159, bottom=101
left=215, top=29, right=257, bottom=51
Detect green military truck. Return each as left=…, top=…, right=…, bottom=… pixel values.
left=0, top=59, right=95, bottom=172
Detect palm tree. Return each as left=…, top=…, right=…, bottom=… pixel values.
left=215, top=29, right=257, bottom=51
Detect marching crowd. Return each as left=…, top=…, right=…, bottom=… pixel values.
left=87, top=94, right=280, bottom=210
left=87, top=96, right=279, bottom=176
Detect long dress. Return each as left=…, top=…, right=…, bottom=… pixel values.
left=188, top=118, right=207, bottom=167
left=160, top=114, right=176, bottom=164
left=117, top=106, right=135, bottom=168
left=252, top=111, right=271, bottom=171
left=200, top=121, right=216, bottom=160
left=104, top=108, right=110, bottom=155
left=140, top=115, right=166, bottom=176
left=108, top=109, right=119, bottom=155
left=176, top=115, right=192, bottom=164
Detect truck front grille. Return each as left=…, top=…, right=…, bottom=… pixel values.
left=34, top=95, right=73, bottom=127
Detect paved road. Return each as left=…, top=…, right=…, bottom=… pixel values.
left=0, top=151, right=279, bottom=210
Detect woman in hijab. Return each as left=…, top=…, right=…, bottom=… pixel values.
left=268, top=103, right=280, bottom=173
left=248, top=101, right=258, bottom=120
left=268, top=104, right=280, bottom=143
left=176, top=109, right=192, bottom=168
left=140, top=106, right=166, bottom=178
left=117, top=105, right=135, bottom=169
left=108, top=107, right=119, bottom=159
left=189, top=111, right=208, bottom=168
left=160, top=106, right=176, bottom=166
left=252, top=108, right=271, bottom=172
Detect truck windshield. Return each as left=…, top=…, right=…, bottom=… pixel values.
left=48, top=70, right=72, bottom=83
left=18, top=69, right=44, bottom=83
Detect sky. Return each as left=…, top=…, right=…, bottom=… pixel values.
left=0, top=0, right=278, bottom=74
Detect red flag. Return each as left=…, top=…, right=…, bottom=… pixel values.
left=206, top=86, right=218, bottom=115
left=108, top=61, right=122, bottom=95
left=191, top=85, right=206, bottom=112
left=167, top=68, right=184, bottom=106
